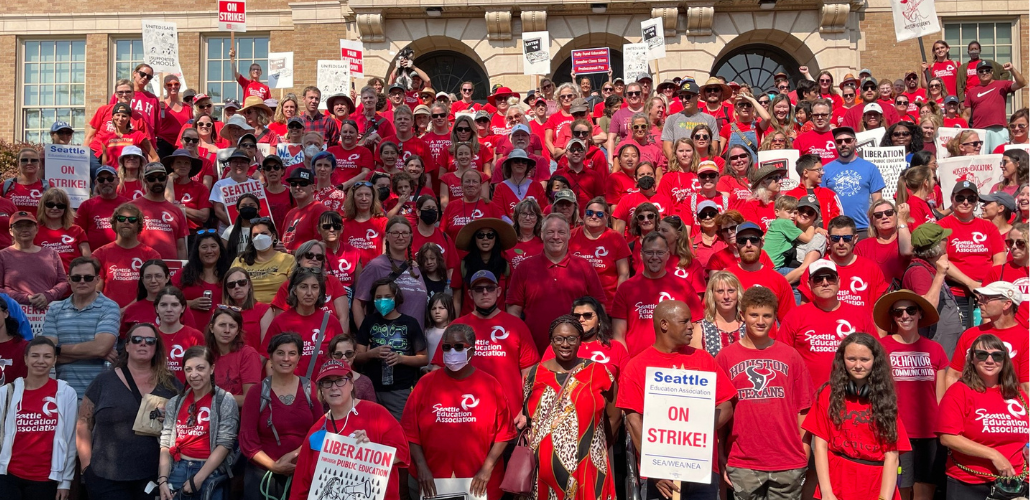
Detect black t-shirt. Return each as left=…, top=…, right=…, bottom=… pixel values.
left=356, top=312, right=427, bottom=391
left=422, top=274, right=448, bottom=299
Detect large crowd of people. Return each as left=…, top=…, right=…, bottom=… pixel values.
left=0, top=38, right=1027, bottom=500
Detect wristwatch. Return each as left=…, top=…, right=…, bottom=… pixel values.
left=897, top=224, right=908, bottom=229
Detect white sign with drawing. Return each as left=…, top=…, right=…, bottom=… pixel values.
left=522, top=31, right=550, bottom=76
left=141, top=20, right=180, bottom=73
left=623, top=43, right=649, bottom=83
left=316, top=60, right=351, bottom=111
left=268, top=52, right=294, bottom=89
left=641, top=18, right=666, bottom=60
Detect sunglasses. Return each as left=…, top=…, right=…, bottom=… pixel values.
left=729, top=153, right=749, bottom=161
left=626, top=91, right=642, bottom=97
left=758, top=100, right=770, bottom=105
left=1008, top=123, right=1028, bottom=130
left=719, top=225, right=738, bottom=234
left=303, top=252, right=326, bottom=262
left=44, top=202, right=67, bottom=210
left=455, top=127, right=472, bottom=133
left=585, top=209, right=605, bottom=219
left=896, top=100, right=909, bottom=106
left=891, top=305, right=920, bottom=317
left=331, top=350, right=356, bottom=360
left=461, top=88, right=474, bottom=93
left=829, top=234, right=855, bottom=243
left=810, top=274, right=838, bottom=284
left=431, top=113, right=446, bottom=119
left=441, top=343, right=470, bottom=352
left=736, top=102, right=753, bottom=109
left=973, top=350, right=1005, bottom=362
left=602, top=87, right=614, bottom=92
left=263, top=164, right=283, bottom=172
left=69, top=274, right=96, bottom=283
left=818, top=79, right=832, bottom=83
left=698, top=210, right=718, bottom=220
left=977, top=68, right=993, bottom=74
left=138, top=70, right=154, bottom=80
left=181, top=137, right=200, bottom=144
left=632, top=125, right=649, bottom=130
left=475, top=232, right=496, bottom=240
left=96, top=176, right=117, bottom=184
left=736, top=235, right=761, bottom=246
left=115, top=215, right=140, bottom=223
left=166, top=83, right=181, bottom=89
left=1005, top=239, right=1027, bottom=250
left=226, top=279, right=249, bottom=289
left=115, top=90, right=134, bottom=96
left=130, top=335, right=157, bottom=346
left=636, top=213, right=656, bottom=221
left=559, top=94, right=576, bottom=101
left=778, top=85, right=790, bottom=90
left=196, top=118, right=214, bottom=123
left=250, top=217, right=273, bottom=225
left=573, top=130, right=591, bottom=137
left=145, top=175, right=167, bottom=183
left=217, top=304, right=242, bottom=312
left=289, top=181, right=311, bottom=188
left=699, top=173, right=719, bottom=181
left=842, top=94, right=856, bottom=98
left=892, top=131, right=912, bottom=138
left=322, top=222, right=343, bottom=231
left=570, top=311, right=595, bottom=321
left=954, top=194, right=979, bottom=204
left=811, top=113, right=830, bottom=119
left=20, top=158, right=40, bottom=164
left=873, top=209, right=896, bottom=219
left=693, top=134, right=710, bottom=141
left=471, top=285, right=498, bottom=294
left=962, top=141, right=984, bottom=148
left=835, top=137, right=855, bottom=145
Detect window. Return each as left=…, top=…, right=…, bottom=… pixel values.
left=944, top=21, right=1019, bottom=111
left=113, top=38, right=145, bottom=84
left=21, top=40, right=87, bottom=144
left=414, top=51, right=490, bottom=102
left=711, top=44, right=801, bottom=92
left=205, top=36, right=269, bottom=107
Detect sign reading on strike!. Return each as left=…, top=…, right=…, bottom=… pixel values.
left=639, top=368, right=717, bottom=484
left=571, top=48, right=610, bottom=75
left=218, top=0, right=247, bottom=32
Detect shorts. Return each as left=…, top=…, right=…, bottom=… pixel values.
left=898, top=438, right=945, bottom=488
left=725, top=466, right=806, bottom=500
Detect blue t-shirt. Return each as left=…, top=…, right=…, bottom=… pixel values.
left=820, top=157, right=885, bottom=230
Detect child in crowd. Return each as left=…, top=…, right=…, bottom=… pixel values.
left=765, top=195, right=816, bottom=271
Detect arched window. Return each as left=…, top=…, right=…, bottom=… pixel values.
left=711, top=44, right=802, bottom=92
left=414, top=50, right=490, bottom=102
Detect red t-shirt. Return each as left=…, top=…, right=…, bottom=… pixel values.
left=776, top=302, right=878, bottom=392
left=706, top=247, right=774, bottom=272
left=715, top=341, right=814, bottom=470
left=421, top=131, right=452, bottom=170
left=7, top=378, right=59, bottom=481
left=411, top=227, right=459, bottom=273
left=439, top=170, right=489, bottom=201
left=797, top=256, right=890, bottom=313
left=938, top=216, right=1005, bottom=297
left=281, top=201, right=330, bottom=251
left=553, top=165, right=605, bottom=209
left=879, top=335, right=948, bottom=439
left=503, top=237, right=544, bottom=271
left=121, top=299, right=199, bottom=339
left=272, top=273, right=347, bottom=319
left=93, top=242, right=162, bottom=308
left=902, top=88, right=928, bottom=116
left=738, top=200, right=777, bottom=231
left=616, top=346, right=737, bottom=473
left=89, top=104, right=151, bottom=154
left=943, top=116, right=969, bottom=128
left=0, top=337, right=28, bottom=384
left=610, top=272, right=704, bottom=358
left=326, top=145, right=375, bottom=184
left=431, top=312, right=540, bottom=415
left=657, top=171, right=700, bottom=206
left=102, top=131, right=149, bottom=168
left=936, top=383, right=1029, bottom=483
left=34, top=224, right=87, bottom=272
left=950, top=323, right=1029, bottom=383
left=569, top=228, right=632, bottom=310
left=492, top=180, right=546, bottom=218
left=965, top=80, right=1015, bottom=129
left=726, top=265, right=796, bottom=320
left=793, top=129, right=838, bottom=165
left=131, top=197, right=189, bottom=259
left=440, top=198, right=504, bottom=242
left=173, top=392, right=214, bottom=459
left=240, top=303, right=271, bottom=354
left=341, top=216, right=388, bottom=266
left=5, top=180, right=45, bottom=214
left=379, top=135, right=438, bottom=174
left=612, top=192, right=674, bottom=231
left=175, top=278, right=222, bottom=332
left=160, top=325, right=206, bottom=384
left=717, top=175, right=752, bottom=209
left=605, top=171, right=638, bottom=207
left=802, top=384, right=911, bottom=461
left=264, top=308, right=344, bottom=377
left=171, top=181, right=212, bottom=231
left=214, top=346, right=263, bottom=396
left=854, top=236, right=911, bottom=287
left=264, top=187, right=294, bottom=235
left=117, top=179, right=146, bottom=200
left=540, top=338, right=630, bottom=381
left=401, top=369, right=516, bottom=500
left=237, top=75, right=271, bottom=100
left=930, top=60, right=960, bottom=96
left=324, top=243, right=364, bottom=290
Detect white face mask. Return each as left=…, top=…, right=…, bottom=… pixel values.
left=304, top=145, right=322, bottom=158
left=442, top=348, right=471, bottom=372
left=252, top=233, right=274, bottom=251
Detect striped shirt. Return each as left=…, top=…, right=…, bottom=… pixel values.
left=43, top=293, right=120, bottom=400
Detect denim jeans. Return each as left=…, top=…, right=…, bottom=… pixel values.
left=168, top=458, right=228, bottom=500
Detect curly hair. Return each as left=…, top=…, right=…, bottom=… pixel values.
left=826, top=333, right=899, bottom=444
left=880, top=122, right=923, bottom=154
left=629, top=202, right=660, bottom=237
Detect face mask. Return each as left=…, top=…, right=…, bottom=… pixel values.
left=968, top=49, right=981, bottom=60
left=252, top=233, right=273, bottom=251
left=419, top=209, right=438, bottom=225
left=304, top=145, right=322, bottom=158
left=443, top=348, right=470, bottom=372
left=474, top=303, right=497, bottom=317
left=374, top=297, right=395, bottom=316
left=637, top=175, right=656, bottom=191
left=239, top=206, right=259, bottom=220
left=377, top=186, right=391, bottom=202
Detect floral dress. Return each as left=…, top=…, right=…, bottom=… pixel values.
left=524, top=360, right=616, bottom=500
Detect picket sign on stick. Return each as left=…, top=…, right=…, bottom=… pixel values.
left=936, top=154, right=1004, bottom=209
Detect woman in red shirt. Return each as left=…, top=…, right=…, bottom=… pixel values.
left=102, top=103, right=157, bottom=168
left=240, top=332, right=322, bottom=500
left=289, top=360, right=410, bottom=500
left=937, top=334, right=1029, bottom=499
left=606, top=143, right=640, bottom=208
left=991, top=147, right=1028, bottom=195
left=493, top=150, right=546, bottom=219
left=802, top=333, right=911, bottom=500
left=657, top=138, right=700, bottom=209
left=263, top=268, right=345, bottom=377
left=544, top=84, right=577, bottom=162
left=271, top=241, right=350, bottom=329
left=692, top=199, right=727, bottom=268
left=115, top=146, right=146, bottom=200
left=122, top=260, right=198, bottom=337
left=341, top=182, right=388, bottom=266
left=718, top=145, right=754, bottom=209
left=939, top=183, right=1007, bottom=326
left=157, top=75, right=193, bottom=157
left=176, top=232, right=229, bottom=331
left=451, top=218, right=514, bottom=315
left=507, top=198, right=544, bottom=271
left=34, top=188, right=89, bottom=272
left=895, top=164, right=938, bottom=230
left=569, top=198, right=631, bottom=310
left=856, top=199, right=914, bottom=285
left=4, top=149, right=47, bottom=214
left=220, top=267, right=273, bottom=354
left=692, top=124, right=727, bottom=170
left=657, top=215, right=706, bottom=297
left=154, top=287, right=206, bottom=384
left=206, top=306, right=262, bottom=407
left=440, top=142, right=490, bottom=209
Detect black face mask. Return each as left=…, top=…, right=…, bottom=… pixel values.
left=475, top=303, right=498, bottom=317
left=376, top=186, right=391, bottom=201
left=637, top=175, right=656, bottom=191
left=419, top=209, right=438, bottom=225
left=239, top=206, right=259, bottom=220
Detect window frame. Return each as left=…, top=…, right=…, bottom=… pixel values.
left=18, top=37, right=88, bottom=145
left=110, top=37, right=146, bottom=96
left=943, top=18, right=1022, bottom=110
left=202, top=34, right=270, bottom=113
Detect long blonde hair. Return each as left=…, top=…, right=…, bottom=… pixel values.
left=37, top=188, right=74, bottom=229
left=668, top=138, right=699, bottom=173
left=703, top=271, right=743, bottom=322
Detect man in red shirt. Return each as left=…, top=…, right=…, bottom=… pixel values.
left=131, top=162, right=188, bottom=259
left=617, top=299, right=736, bottom=500
left=725, top=222, right=795, bottom=321
left=92, top=202, right=162, bottom=308
left=777, top=259, right=878, bottom=391
left=797, top=215, right=889, bottom=315
left=230, top=48, right=271, bottom=100
left=793, top=100, right=837, bottom=165
left=553, top=139, right=604, bottom=208
left=784, top=154, right=843, bottom=230
left=506, top=214, right=604, bottom=352
left=716, top=286, right=813, bottom=498
left=611, top=232, right=704, bottom=357
left=75, top=166, right=128, bottom=252
left=944, top=281, right=1028, bottom=390
left=281, top=168, right=328, bottom=251
left=841, top=78, right=901, bottom=129
left=900, top=70, right=928, bottom=118
left=965, top=60, right=1026, bottom=152
left=352, top=86, right=395, bottom=151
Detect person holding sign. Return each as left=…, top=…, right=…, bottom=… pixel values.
left=289, top=359, right=409, bottom=500
left=617, top=299, right=736, bottom=500
left=230, top=48, right=271, bottom=101
left=802, top=333, right=910, bottom=500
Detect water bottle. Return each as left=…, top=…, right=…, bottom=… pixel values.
left=381, top=358, right=394, bottom=386
left=972, top=306, right=982, bottom=326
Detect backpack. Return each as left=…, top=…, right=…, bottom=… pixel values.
left=1, top=178, right=48, bottom=198
left=258, top=376, right=314, bottom=446
left=905, top=260, right=963, bottom=358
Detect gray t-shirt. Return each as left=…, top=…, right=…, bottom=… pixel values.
left=661, top=110, right=720, bottom=144
left=793, top=233, right=827, bottom=267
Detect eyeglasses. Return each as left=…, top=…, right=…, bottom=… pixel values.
left=455, top=127, right=472, bottom=133
left=166, top=83, right=181, bottom=89
left=961, top=141, right=983, bottom=148
left=892, top=131, right=912, bottom=138
left=642, top=250, right=667, bottom=258
left=636, top=213, right=656, bottom=221
left=69, top=274, right=96, bottom=283
left=387, top=231, right=411, bottom=237
left=895, top=100, right=909, bottom=106
left=1009, top=123, right=1028, bottom=130
left=891, top=305, right=920, bottom=317
left=196, top=120, right=214, bottom=126
left=145, top=175, right=167, bottom=183
left=318, top=377, right=352, bottom=389
left=698, top=210, right=718, bottom=220
left=96, top=176, right=117, bottom=184
left=1005, top=239, right=1027, bottom=250
left=584, top=209, right=605, bottom=219
left=471, top=285, right=498, bottom=294
left=303, top=252, right=326, bottom=262
left=138, top=70, right=154, bottom=80
left=115, top=90, right=134, bottom=96
left=694, top=134, right=710, bottom=141
left=216, top=304, right=242, bottom=312
left=719, top=225, right=738, bottom=234
left=331, top=350, right=355, bottom=360
left=873, top=209, right=896, bottom=219
left=810, top=274, right=838, bottom=284
left=182, top=137, right=200, bottom=144
left=835, top=137, right=855, bottom=145
left=729, top=153, right=749, bottom=161
left=954, top=194, right=979, bottom=204
left=829, top=234, right=855, bottom=243
left=44, top=202, right=67, bottom=210
left=130, top=335, right=157, bottom=346
left=115, top=215, right=140, bottom=223
left=973, top=350, right=1005, bottom=363
left=226, top=279, right=249, bottom=289
left=735, top=235, right=761, bottom=246
left=551, top=335, right=579, bottom=345
left=441, top=343, right=470, bottom=352
left=289, top=181, right=311, bottom=188
left=321, top=222, right=342, bottom=231
left=431, top=113, right=447, bottom=119
left=571, top=312, right=595, bottom=320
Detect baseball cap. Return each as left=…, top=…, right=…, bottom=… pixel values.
left=261, top=155, right=284, bottom=169
left=832, top=126, right=857, bottom=138
left=696, top=200, right=720, bottom=214
left=413, top=105, right=431, bottom=116
left=287, top=116, right=305, bottom=128
left=976, top=60, right=992, bottom=71
left=980, top=192, right=1017, bottom=212
left=736, top=221, right=763, bottom=235
left=863, top=103, right=884, bottom=114
left=436, top=91, right=450, bottom=99
left=237, top=133, right=258, bottom=146
left=567, top=138, right=588, bottom=150
left=570, top=98, right=590, bottom=114
left=797, top=194, right=821, bottom=211
left=181, top=89, right=197, bottom=102
left=974, top=281, right=1023, bottom=306
left=808, top=259, right=838, bottom=276
left=474, top=110, right=492, bottom=122
left=859, top=68, right=872, bottom=77
left=95, top=166, right=118, bottom=178
left=678, top=80, right=700, bottom=95
left=9, top=211, right=37, bottom=225
left=697, top=160, right=719, bottom=174
left=944, top=95, right=960, bottom=105
left=112, top=103, right=132, bottom=116
left=510, top=124, right=531, bottom=136
left=951, top=180, right=978, bottom=195
left=553, top=189, right=577, bottom=204
left=389, top=83, right=406, bottom=93
left=142, top=162, right=167, bottom=177
left=315, top=359, right=353, bottom=383
left=910, top=223, right=952, bottom=248
left=223, top=98, right=242, bottom=110
left=860, top=77, right=878, bottom=89
left=613, top=77, right=625, bottom=84
left=286, top=168, right=314, bottom=183
left=469, top=270, right=498, bottom=286
left=50, top=121, right=73, bottom=133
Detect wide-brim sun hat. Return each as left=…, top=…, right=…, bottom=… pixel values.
left=872, top=289, right=939, bottom=332
left=455, top=218, right=517, bottom=252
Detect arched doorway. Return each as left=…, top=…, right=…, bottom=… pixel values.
left=711, top=44, right=802, bottom=92
left=414, top=50, right=490, bottom=102
left=552, top=50, right=625, bottom=90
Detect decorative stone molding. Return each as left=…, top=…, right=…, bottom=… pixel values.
left=684, top=5, right=714, bottom=36
left=650, top=7, right=679, bottom=36
left=520, top=10, right=547, bottom=33
left=355, top=11, right=384, bottom=42
left=819, top=2, right=850, bottom=33
left=485, top=10, right=513, bottom=41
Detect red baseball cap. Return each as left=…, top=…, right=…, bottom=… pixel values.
left=9, top=211, right=37, bottom=225
left=315, top=359, right=353, bottom=383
